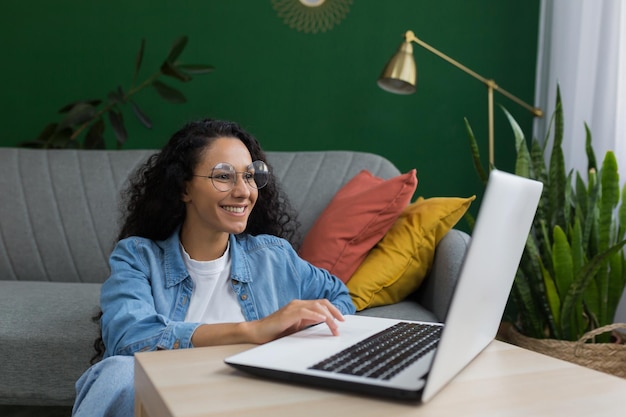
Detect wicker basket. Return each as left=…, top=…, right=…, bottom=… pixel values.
left=498, top=322, right=626, bottom=379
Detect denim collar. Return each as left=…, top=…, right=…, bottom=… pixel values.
left=156, top=228, right=253, bottom=288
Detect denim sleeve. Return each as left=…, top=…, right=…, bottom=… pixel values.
left=100, top=238, right=200, bottom=357
left=286, top=247, right=357, bottom=315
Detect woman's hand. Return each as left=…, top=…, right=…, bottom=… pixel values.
left=191, top=299, right=345, bottom=347
left=249, top=299, right=345, bottom=344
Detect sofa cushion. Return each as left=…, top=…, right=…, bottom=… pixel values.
left=0, top=281, right=101, bottom=405
left=348, top=196, right=475, bottom=311
left=298, top=169, right=417, bottom=283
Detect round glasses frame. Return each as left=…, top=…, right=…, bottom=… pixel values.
left=193, top=160, right=269, bottom=192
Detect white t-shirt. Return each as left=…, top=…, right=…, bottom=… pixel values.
left=181, top=242, right=246, bottom=324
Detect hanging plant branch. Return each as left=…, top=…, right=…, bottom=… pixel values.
left=22, top=36, right=214, bottom=149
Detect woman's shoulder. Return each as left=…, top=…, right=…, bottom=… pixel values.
left=233, top=233, right=293, bottom=251
left=113, top=233, right=176, bottom=259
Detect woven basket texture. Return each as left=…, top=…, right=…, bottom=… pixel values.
left=498, top=322, right=626, bottom=379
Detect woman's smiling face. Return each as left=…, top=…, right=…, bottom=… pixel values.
left=182, top=137, right=258, bottom=238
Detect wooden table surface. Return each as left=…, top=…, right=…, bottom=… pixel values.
left=135, top=339, right=626, bottom=417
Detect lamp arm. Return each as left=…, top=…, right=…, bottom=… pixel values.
left=404, top=30, right=543, bottom=118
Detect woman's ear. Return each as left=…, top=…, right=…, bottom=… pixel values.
left=181, top=183, right=191, bottom=203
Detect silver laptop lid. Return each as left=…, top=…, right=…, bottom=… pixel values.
left=421, top=169, right=542, bottom=401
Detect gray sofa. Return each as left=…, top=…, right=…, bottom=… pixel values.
left=0, top=148, right=470, bottom=407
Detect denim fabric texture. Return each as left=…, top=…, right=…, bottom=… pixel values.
left=100, top=229, right=356, bottom=358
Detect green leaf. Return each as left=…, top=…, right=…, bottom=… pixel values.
left=176, top=64, right=215, bottom=75
left=570, top=219, right=584, bottom=280
left=464, top=118, right=488, bottom=185
left=108, top=86, right=125, bottom=105
left=152, top=80, right=187, bottom=103
left=108, top=109, right=128, bottom=146
left=131, top=101, right=153, bottom=128
left=540, top=262, right=561, bottom=337
left=596, top=151, right=620, bottom=323
left=165, top=35, right=188, bottom=63
left=560, top=238, right=626, bottom=339
left=606, top=251, right=626, bottom=328
left=58, top=99, right=101, bottom=113
left=552, top=226, right=573, bottom=303
left=133, top=38, right=146, bottom=84
left=58, top=102, right=98, bottom=130
left=512, top=269, right=545, bottom=338
left=161, top=61, right=192, bottom=82
left=584, top=123, right=598, bottom=172
left=598, top=151, right=620, bottom=253
left=548, top=88, right=567, bottom=228
left=84, top=118, right=105, bottom=149
left=36, top=123, right=58, bottom=142
left=618, top=182, right=626, bottom=239
left=48, top=127, right=74, bottom=148
left=501, top=105, right=531, bottom=178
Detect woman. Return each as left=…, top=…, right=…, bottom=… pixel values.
left=72, top=119, right=355, bottom=417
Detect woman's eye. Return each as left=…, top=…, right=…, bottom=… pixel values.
left=214, top=172, right=234, bottom=182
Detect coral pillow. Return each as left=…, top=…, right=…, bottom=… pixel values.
left=299, top=169, right=418, bottom=283
left=347, top=196, right=475, bottom=311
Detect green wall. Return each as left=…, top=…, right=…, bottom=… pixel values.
left=1, top=0, right=540, bottom=223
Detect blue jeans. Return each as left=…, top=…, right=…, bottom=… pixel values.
left=72, top=356, right=134, bottom=417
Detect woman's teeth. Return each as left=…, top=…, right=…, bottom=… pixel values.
left=223, top=206, right=245, bottom=213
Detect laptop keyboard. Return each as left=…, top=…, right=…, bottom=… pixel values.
left=309, top=322, right=443, bottom=380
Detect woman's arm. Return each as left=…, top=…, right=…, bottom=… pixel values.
left=191, top=298, right=344, bottom=346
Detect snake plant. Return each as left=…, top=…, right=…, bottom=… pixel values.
left=467, top=86, right=626, bottom=342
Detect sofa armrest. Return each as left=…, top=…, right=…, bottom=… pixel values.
left=415, top=229, right=471, bottom=322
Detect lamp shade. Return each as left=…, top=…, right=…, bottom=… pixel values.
left=377, top=40, right=416, bottom=95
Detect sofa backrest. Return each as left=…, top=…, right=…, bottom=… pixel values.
left=0, top=148, right=401, bottom=283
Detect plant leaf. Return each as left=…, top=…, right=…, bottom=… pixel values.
left=58, top=99, right=101, bottom=113
left=131, top=101, right=153, bottom=128
left=161, top=61, right=192, bottom=82
left=596, top=151, right=620, bottom=323
left=560, top=238, right=626, bottom=339
left=58, top=102, right=98, bottom=130
left=48, top=127, right=74, bottom=148
left=547, top=90, right=567, bottom=229
left=36, top=123, right=58, bottom=142
left=501, top=105, right=531, bottom=178
left=108, top=86, right=125, bottom=105
left=84, top=117, right=106, bottom=149
left=165, top=36, right=188, bottom=63
left=152, top=80, right=187, bottom=103
left=464, top=118, right=488, bottom=185
left=618, top=182, right=626, bottom=240
left=108, top=109, right=128, bottom=146
left=133, top=38, right=146, bottom=85
left=540, top=262, right=561, bottom=337
left=552, top=226, right=573, bottom=304
left=584, top=123, right=598, bottom=172
left=176, top=64, right=215, bottom=75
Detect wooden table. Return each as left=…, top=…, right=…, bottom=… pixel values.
left=135, top=340, right=626, bottom=417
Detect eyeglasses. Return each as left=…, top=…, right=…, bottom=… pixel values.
left=193, top=160, right=270, bottom=192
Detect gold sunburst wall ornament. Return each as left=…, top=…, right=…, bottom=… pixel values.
left=272, top=0, right=353, bottom=34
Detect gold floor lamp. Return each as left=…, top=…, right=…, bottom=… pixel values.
left=377, top=30, right=543, bottom=167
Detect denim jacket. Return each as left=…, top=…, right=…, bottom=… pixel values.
left=100, top=230, right=356, bottom=357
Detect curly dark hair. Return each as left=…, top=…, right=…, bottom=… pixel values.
left=91, top=119, right=300, bottom=364
left=117, top=118, right=299, bottom=242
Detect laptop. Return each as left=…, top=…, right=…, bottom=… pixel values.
left=225, top=169, right=543, bottom=402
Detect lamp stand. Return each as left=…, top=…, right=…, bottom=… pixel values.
left=381, top=30, right=543, bottom=167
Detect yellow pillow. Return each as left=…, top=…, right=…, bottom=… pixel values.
left=347, top=196, right=475, bottom=311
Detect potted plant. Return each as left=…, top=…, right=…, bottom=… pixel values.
left=21, top=36, right=213, bottom=150
left=466, top=86, right=626, bottom=377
